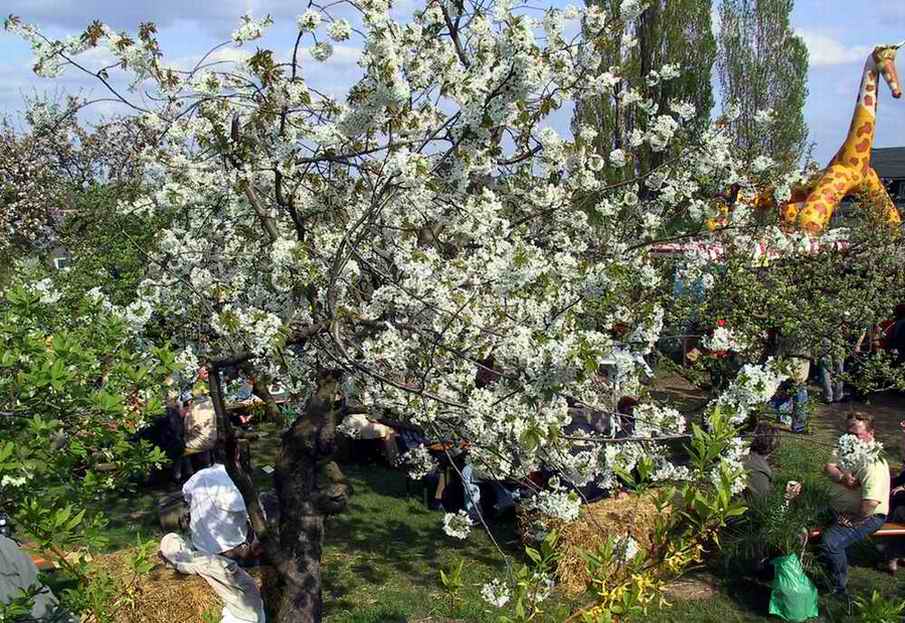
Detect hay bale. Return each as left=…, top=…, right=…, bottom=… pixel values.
left=519, top=491, right=666, bottom=596
left=91, top=548, right=276, bottom=623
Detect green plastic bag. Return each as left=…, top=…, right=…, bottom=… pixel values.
left=768, top=554, right=819, bottom=621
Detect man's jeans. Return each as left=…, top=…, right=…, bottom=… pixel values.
left=791, top=385, right=809, bottom=433
left=461, top=464, right=515, bottom=521
left=819, top=356, right=844, bottom=402
left=819, top=514, right=885, bottom=592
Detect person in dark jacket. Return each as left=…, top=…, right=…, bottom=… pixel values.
left=132, top=404, right=186, bottom=484
left=743, top=423, right=779, bottom=500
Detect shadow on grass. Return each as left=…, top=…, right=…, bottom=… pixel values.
left=321, top=461, right=520, bottom=616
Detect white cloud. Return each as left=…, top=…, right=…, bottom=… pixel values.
left=164, top=47, right=253, bottom=73
left=795, top=30, right=872, bottom=67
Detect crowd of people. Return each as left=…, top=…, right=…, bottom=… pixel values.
left=133, top=367, right=268, bottom=487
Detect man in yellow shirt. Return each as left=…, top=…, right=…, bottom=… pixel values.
left=820, top=412, right=889, bottom=597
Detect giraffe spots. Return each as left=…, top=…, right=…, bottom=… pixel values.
left=864, top=95, right=874, bottom=107
left=856, top=139, right=871, bottom=153
left=800, top=217, right=823, bottom=234
left=849, top=157, right=861, bottom=167
left=857, top=121, right=873, bottom=137
left=834, top=182, right=846, bottom=191
left=866, top=83, right=876, bottom=92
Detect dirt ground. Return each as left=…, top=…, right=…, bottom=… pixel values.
left=818, top=392, right=905, bottom=457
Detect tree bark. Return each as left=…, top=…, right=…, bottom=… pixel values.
left=209, top=365, right=350, bottom=623
left=272, top=370, right=350, bottom=623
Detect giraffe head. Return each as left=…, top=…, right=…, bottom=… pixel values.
left=872, top=42, right=905, bottom=99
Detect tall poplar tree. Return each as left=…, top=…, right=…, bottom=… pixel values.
left=717, top=0, right=810, bottom=166
left=572, top=0, right=717, bottom=176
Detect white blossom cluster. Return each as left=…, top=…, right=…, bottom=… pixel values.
left=327, top=19, right=352, bottom=41
left=714, top=436, right=750, bottom=495
left=703, top=325, right=742, bottom=353
left=714, top=360, right=788, bottom=423
left=599, top=442, right=692, bottom=490
left=530, top=571, right=555, bottom=603
left=617, top=534, right=640, bottom=562
left=481, top=578, right=511, bottom=608
left=27, top=278, right=61, bottom=304
left=334, top=416, right=363, bottom=440
left=632, top=403, right=686, bottom=437
left=442, top=510, right=473, bottom=539
left=232, top=14, right=272, bottom=44
left=396, top=444, right=438, bottom=480
left=833, top=434, right=884, bottom=473
left=522, top=479, right=581, bottom=522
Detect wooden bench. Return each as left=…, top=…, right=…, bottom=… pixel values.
left=808, top=522, right=905, bottom=541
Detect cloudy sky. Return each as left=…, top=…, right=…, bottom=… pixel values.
left=1, top=0, right=903, bottom=163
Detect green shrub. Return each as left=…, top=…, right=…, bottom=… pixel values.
left=720, top=436, right=833, bottom=574
left=853, top=590, right=905, bottom=623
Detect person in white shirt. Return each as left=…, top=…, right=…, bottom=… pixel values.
left=160, top=442, right=265, bottom=622
left=183, top=462, right=249, bottom=557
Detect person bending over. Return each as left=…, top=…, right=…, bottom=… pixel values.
left=159, top=441, right=264, bottom=623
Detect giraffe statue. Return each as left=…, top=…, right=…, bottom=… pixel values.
left=783, top=42, right=905, bottom=233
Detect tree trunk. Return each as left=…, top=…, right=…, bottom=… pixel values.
left=271, top=370, right=350, bottom=623
left=209, top=364, right=350, bottom=623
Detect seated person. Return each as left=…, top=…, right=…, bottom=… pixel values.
left=180, top=377, right=217, bottom=478
left=879, top=419, right=905, bottom=573
left=614, top=396, right=639, bottom=439
left=743, top=423, right=779, bottom=500
left=132, top=398, right=185, bottom=484
left=160, top=441, right=265, bottom=623
left=184, top=395, right=217, bottom=456
left=0, top=534, right=69, bottom=621
left=819, top=412, right=889, bottom=596
left=339, top=412, right=399, bottom=465
left=182, top=443, right=259, bottom=562
left=159, top=534, right=264, bottom=623
left=460, top=456, right=516, bottom=522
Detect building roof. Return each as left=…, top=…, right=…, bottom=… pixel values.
left=872, top=147, right=905, bottom=180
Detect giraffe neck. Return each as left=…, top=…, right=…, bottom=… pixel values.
left=858, top=59, right=880, bottom=117
left=837, top=59, right=879, bottom=161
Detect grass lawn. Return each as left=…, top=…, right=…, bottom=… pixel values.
left=94, top=422, right=564, bottom=622
left=89, top=386, right=905, bottom=622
